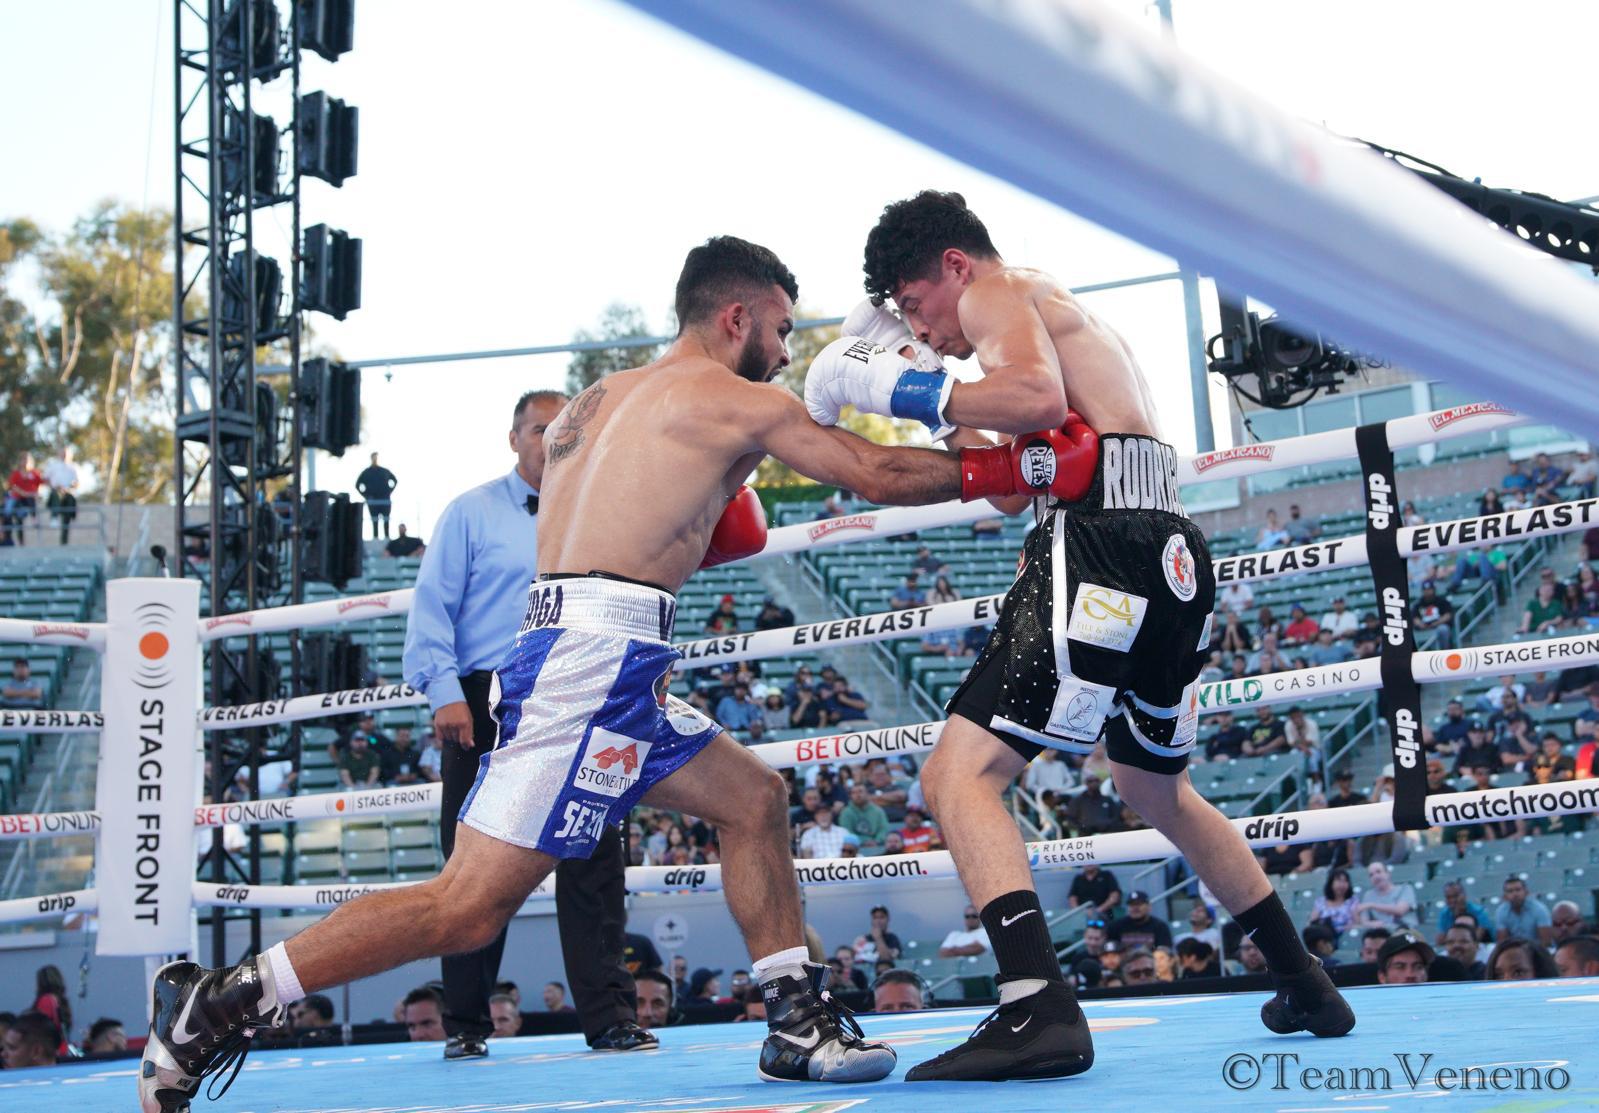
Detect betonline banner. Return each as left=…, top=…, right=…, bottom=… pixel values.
left=97, top=578, right=200, bottom=956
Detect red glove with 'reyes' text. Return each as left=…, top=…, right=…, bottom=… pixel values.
left=700, top=486, right=768, bottom=569
left=958, top=413, right=1100, bottom=503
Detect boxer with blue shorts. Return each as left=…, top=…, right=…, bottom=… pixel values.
left=462, top=575, right=719, bottom=858
left=139, top=235, right=988, bottom=1110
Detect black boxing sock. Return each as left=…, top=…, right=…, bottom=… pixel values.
left=980, top=889, right=1064, bottom=989
left=1234, top=891, right=1312, bottom=975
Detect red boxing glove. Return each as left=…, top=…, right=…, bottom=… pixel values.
left=959, top=418, right=1100, bottom=503
left=700, top=486, right=768, bottom=569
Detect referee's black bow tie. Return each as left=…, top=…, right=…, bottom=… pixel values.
left=526, top=494, right=539, bottom=516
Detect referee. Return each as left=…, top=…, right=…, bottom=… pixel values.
left=402, top=389, right=656, bottom=1059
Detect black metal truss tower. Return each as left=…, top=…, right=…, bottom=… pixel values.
left=172, top=0, right=300, bottom=964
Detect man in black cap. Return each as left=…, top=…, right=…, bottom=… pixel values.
left=1453, top=722, right=1500, bottom=775
left=687, top=968, right=724, bottom=1005
left=1326, top=769, right=1366, bottom=808
left=1442, top=922, right=1487, bottom=979
left=1105, top=891, right=1172, bottom=953
left=1376, top=931, right=1433, bottom=985
left=1432, top=699, right=1472, bottom=755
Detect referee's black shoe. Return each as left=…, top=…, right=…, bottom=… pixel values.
left=905, top=981, right=1093, bottom=1082
left=444, top=1032, right=489, bottom=1060
left=591, top=1020, right=659, bottom=1052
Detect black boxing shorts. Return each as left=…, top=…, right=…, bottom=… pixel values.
left=946, top=434, right=1216, bottom=775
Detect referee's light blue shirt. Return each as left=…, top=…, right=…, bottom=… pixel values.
left=403, top=468, right=540, bottom=713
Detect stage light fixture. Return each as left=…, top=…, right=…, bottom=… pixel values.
left=298, top=91, right=358, bottom=187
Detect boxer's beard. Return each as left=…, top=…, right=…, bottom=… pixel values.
left=734, top=332, right=774, bottom=383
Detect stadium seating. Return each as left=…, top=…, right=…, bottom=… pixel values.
left=0, top=555, right=102, bottom=812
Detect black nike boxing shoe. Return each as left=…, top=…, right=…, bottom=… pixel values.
left=138, top=959, right=286, bottom=1113
left=758, top=963, right=896, bottom=1083
left=905, top=980, right=1093, bottom=1082
left=1261, top=957, right=1356, bottom=1038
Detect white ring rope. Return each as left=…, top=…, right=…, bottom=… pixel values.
left=197, top=590, right=414, bottom=644
left=0, top=617, right=105, bottom=649
left=0, top=709, right=103, bottom=733
left=4, top=778, right=1595, bottom=922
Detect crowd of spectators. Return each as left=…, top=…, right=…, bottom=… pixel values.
left=683, top=658, right=874, bottom=743
left=1, top=965, right=131, bottom=1069
left=1055, top=858, right=1599, bottom=991
left=315, top=714, right=444, bottom=792
left=1208, top=456, right=1599, bottom=685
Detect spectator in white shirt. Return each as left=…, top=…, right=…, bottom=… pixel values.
left=1569, top=450, right=1598, bottom=498
left=1023, top=749, right=1074, bottom=796
left=1286, top=706, right=1325, bottom=788
left=1285, top=706, right=1321, bottom=749
left=1219, top=580, right=1254, bottom=616
left=1353, top=861, right=1418, bottom=930
left=418, top=731, right=444, bottom=783
left=938, top=905, right=992, bottom=957
left=42, top=446, right=79, bottom=546
left=798, top=806, right=849, bottom=859
left=1320, top=597, right=1359, bottom=642
left=1481, top=676, right=1527, bottom=711
left=1258, top=509, right=1290, bottom=549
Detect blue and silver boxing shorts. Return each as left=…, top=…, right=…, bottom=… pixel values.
left=458, top=575, right=721, bottom=859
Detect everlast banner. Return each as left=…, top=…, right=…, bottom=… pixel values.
left=1355, top=424, right=1427, bottom=831
left=97, top=578, right=200, bottom=955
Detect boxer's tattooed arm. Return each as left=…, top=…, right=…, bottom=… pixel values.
left=547, top=383, right=605, bottom=464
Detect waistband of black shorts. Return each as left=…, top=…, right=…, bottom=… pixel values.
left=1052, top=433, right=1187, bottom=517
left=521, top=572, right=677, bottom=642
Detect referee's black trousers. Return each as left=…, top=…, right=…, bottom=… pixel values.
left=440, top=671, right=636, bottom=1043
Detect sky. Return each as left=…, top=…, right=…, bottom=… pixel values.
left=3, top=0, right=1595, bottom=535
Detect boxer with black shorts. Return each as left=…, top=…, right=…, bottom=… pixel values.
left=808, top=191, right=1354, bottom=1082
left=946, top=435, right=1214, bottom=775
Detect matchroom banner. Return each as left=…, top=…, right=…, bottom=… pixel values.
left=96, top=578, right=201, bottom=956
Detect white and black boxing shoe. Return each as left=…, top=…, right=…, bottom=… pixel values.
left=138, top=959, right=285, bottom=1113
left=905, top=980, right=1093, bottom=1082
left=758, top=963, right=896, bottom=1083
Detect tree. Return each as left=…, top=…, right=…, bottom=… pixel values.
left=35, top=204, right=174, bottom=504
left=0, top=220, right=74, bottom=474
left=565, top=302, right=663, bottom=395
left=753, top=308, right=921, bottom=487
left=1, top=204, right=175, bottom=505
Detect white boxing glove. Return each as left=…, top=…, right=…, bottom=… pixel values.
left=841, top=299, right=944, bottom=374
left=804, top=335, right=955, bottom=437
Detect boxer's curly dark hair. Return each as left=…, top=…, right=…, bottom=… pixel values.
left=864, top=190, right=999, bottom=305
left=675, top=236, right=799, bottom=332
